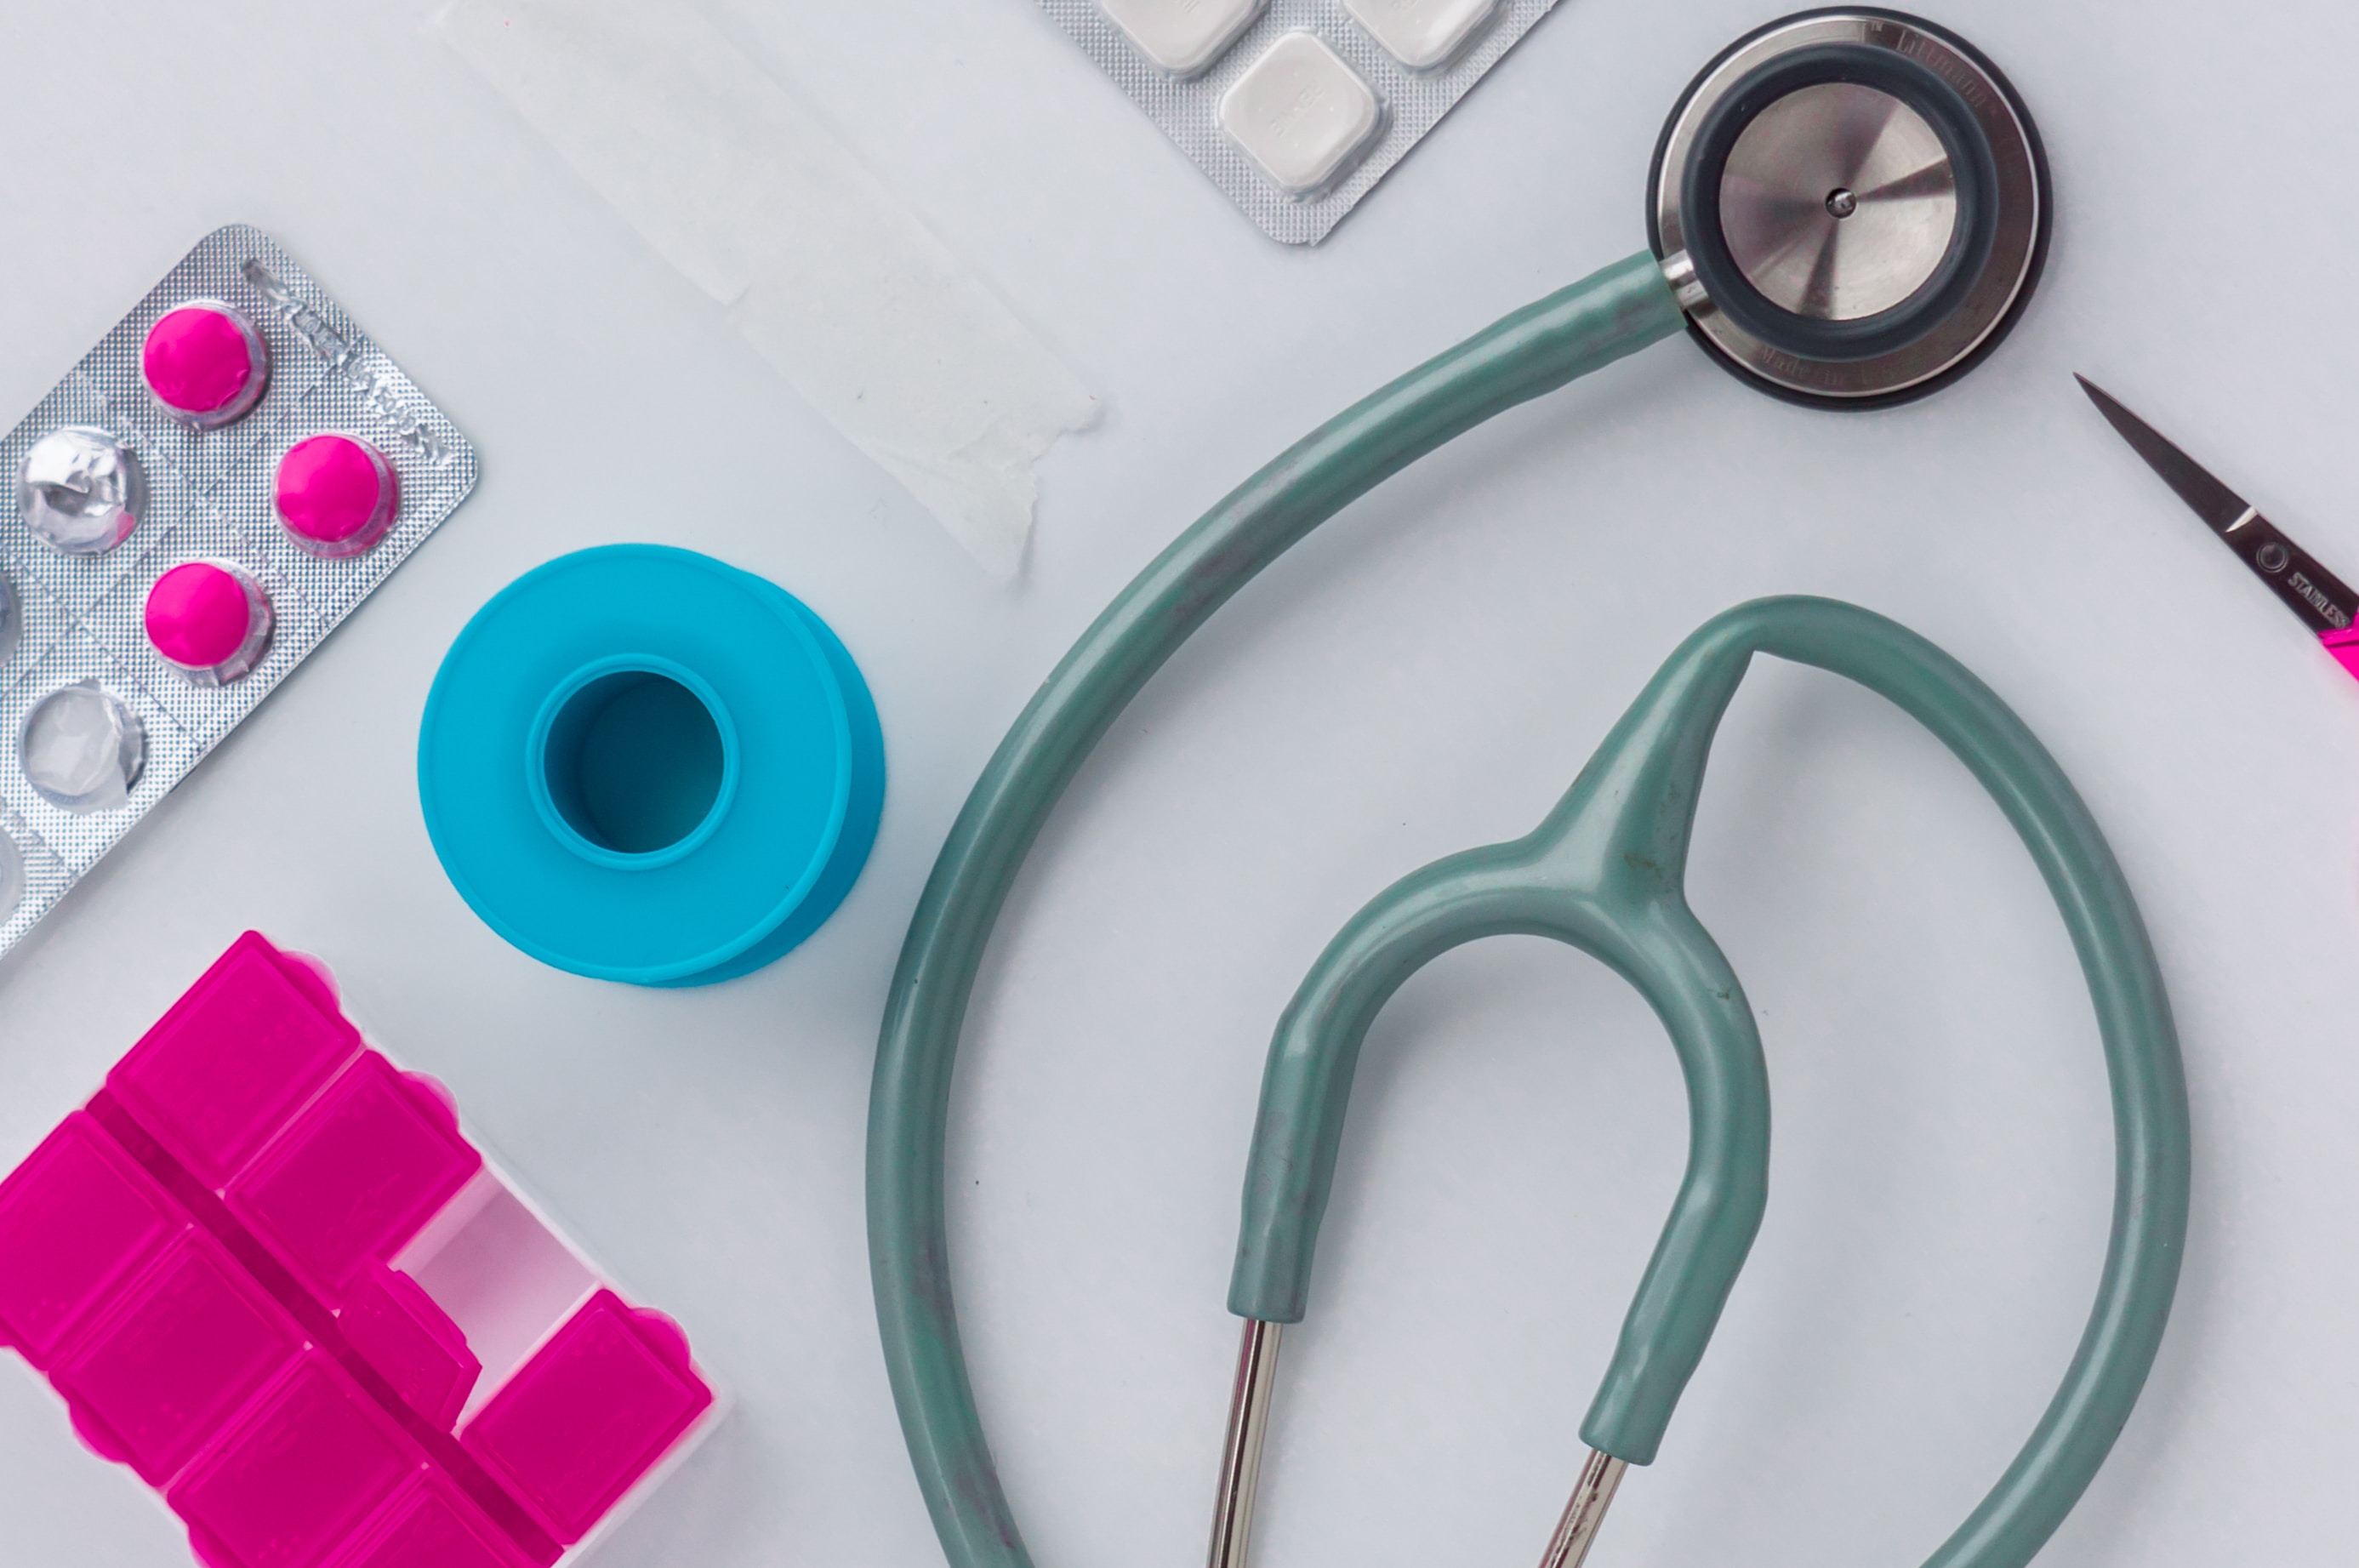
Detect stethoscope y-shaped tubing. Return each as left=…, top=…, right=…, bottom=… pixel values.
left=869, top=251, right=1684, bottom=1568
left=1226, top=596, right=2190, bottom=1565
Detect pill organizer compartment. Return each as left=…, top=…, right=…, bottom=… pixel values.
left=0, top=932, right=717, bottom=1568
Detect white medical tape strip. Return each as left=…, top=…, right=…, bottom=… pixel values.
left=436, top=0, right=1100, bottom=579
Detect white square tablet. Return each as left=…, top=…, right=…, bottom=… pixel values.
left=1097, top=0, right=1264, bottom=76
left=1217, top=32, right=1383, bottom=196
left=1342, top=0, right=1501, bottom=71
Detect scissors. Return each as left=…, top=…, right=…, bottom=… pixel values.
left=2077, top=376, right=2359, bottom=681
left=869, top=12, right=2187, bottom=1568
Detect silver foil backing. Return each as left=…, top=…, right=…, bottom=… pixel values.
left=0, top=224, right=477, bottom=959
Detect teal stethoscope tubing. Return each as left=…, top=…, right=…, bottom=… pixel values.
left=868, top=252, right=2189, bottom=1565
left=1229, top=594, right=2190, bottom=1543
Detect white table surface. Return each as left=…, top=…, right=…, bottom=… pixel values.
left=3, top=1, right=2356, bottom=1564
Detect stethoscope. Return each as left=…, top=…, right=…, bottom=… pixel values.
left=867, top=11, right=2189, bottom=1568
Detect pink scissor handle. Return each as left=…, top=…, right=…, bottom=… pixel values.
left=2322, top=627, right=2359, bottom=684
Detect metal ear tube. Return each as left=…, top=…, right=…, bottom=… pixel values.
left=1536, top=1452, right=1627, bottom=1568
left=1207, top=1319, right=1282, bottom=1568
left=1209, top=1320, right=1623, bottom=1568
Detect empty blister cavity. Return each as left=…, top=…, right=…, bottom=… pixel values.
left=21, top=681, right=145, bottom=813
left=18, top=427, right=145, bottom=556
left=142, top=301, right=271, bottom=430
left=1220, top=32, right=1383, bottom=196
left=276, top=432, right=399, bottom=557
left=0, top=830, right=22, bottom=915
left=145, top=561, right=273, bottom=687
left=1098, top=0, right=1265, bottom=74
left=1342, top=0, right=1499, bottom=70
left=0, top=572, right=17, bottom=663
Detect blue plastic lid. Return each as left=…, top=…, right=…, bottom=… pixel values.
left=418, top=546, right=884, bottom=987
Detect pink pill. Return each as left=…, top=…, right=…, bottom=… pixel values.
left=275, top=434, right=398, bottom=558
left=141, top=302, right=270, bottom=430
left=145, top=561, right=272, bottom=686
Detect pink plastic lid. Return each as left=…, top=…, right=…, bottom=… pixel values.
left=276, top=436, right=397, bottom=557
left=107, top=932, right=362, bottom=1189
left=225, top=1053, right=481, bottom=1309
left=144, top=304, right=267, bottom=423
left=50, top=1231, right=305, bottom=1485
left=322, top=1470, right=533, bottom=1568
left=147, top=562, right=265, bottom=673
left=0, top=1113, right=188, bottom=1368
left=339, top=1262, right=481, bottom=1430
left=459, top=1291, right=712, bottom=1544
left=170, top=1351, right=427, bottom=1568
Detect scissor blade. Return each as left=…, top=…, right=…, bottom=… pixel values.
left=2075, top=375, right=2252, bottom=534
left=2079, top=374, right=2359, bottom=640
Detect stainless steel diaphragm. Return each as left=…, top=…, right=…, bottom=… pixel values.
left=1650, top=9, right=2050, bottom=407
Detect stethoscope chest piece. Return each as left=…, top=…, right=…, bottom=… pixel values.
left=1650, top=8, right=2050, bottom=406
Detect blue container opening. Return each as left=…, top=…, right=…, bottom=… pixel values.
left=540, top=670, right=725, bottom=856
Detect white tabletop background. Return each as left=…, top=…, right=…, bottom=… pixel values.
left=3, top=1, right=2354, bottom=1564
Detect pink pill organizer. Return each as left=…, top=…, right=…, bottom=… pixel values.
left=1, top=225, right=476, bottom=961
left=0, top=933, right=717, bottom=1568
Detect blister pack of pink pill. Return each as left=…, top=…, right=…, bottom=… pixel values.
left=0, top=225, right=476, bottom=959
left=0, top=932, right=719, bottom=1568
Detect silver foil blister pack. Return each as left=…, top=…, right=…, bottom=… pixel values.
left=1042, top=0, right=1562, bottom=243
left=0, top=224, right=476, bottom=957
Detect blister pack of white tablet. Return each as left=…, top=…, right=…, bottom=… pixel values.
left=0, top=225, right=476, bottom=959
left=1042, top=0, right=1562, bottom=243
